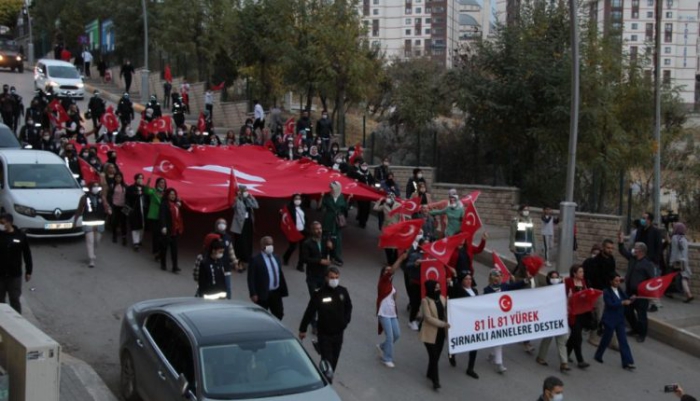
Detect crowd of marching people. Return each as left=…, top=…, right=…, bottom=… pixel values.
left=10, top=72, right=697, bottom=398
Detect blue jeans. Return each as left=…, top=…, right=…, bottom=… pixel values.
left=378, top=316, right=400, bottom=363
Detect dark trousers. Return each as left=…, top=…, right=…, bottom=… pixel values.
left=205, top=104, right=213, bottom=119
left=124, top=77, right=132, bottom=93
left=1, top=112, right=12, bottom=128
left=595, top=322, right=634, bottom=367
left=566, top=317, right=585, bottom=363
left=318, top=333, right=343, bottom=371
left=377, top=212, right=384, bottom=231
left=408, top=281, right=421, bottom=322
left=384, top=248, right=397, bottom=266
left=84, top=62, right=91, bottom=77
left=306, top=276, right=325, bottom=329
left=0, top=277, right=22, bottom=314
left=163, top=92, right=171, bottom=108
left=257, top=289, right=284, bottom=320
left=625, top=298, right=649, bottom=338
left=283, top=236, right=305, bottom=269
left=160, top=235, right=179, bottom=271
left=424, top=329, right=445, bottom=384
left=449, top=350, right=477, bottom=371
left=357, top=201, right=370, bottom=227
left=112, top=206, right=127, bottom=242
left=253, top=118, right=265, bottom=131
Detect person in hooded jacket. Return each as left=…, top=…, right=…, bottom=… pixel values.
left=212, top=218, right=239, bottom=299
left=420, top=279, right=450, bottom=391
left=75, top=182, right=112, bottom=268
left=430, top=193, right=464, bottom=237
left=320, top=181, right=351, bottom=265
left=126, top=173, right=149, bottom=251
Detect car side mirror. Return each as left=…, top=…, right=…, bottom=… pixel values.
left=319, top=359, right=333, bottom=383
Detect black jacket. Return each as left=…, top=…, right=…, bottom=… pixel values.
left=0, top=227, right=32, bottom=277
left=301, top=237, right=332, bottom=279
left=405, top=177, right=426, bottom=199
left=449, top=285, right=478, bottom=299
left=116, top=98, right=134, bottom=120
left=299, top=284, right=352, bottom=336
left=87, top=96, right=106, bottom=117
left=247, top=253, right=289, bottom=301
left=584, top=253, right=617, bottom=290
left=316, top=118, right=333, bottom=138
left=619, top=243, right=656, bottom=296
left=634, top=226, right=663, bottom=265
left=198, top=256, right=226, bottom=296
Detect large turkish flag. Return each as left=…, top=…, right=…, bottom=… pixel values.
left=81, top=143, right=381, bottom=213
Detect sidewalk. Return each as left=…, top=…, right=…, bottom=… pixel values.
left=474, top=224, right=700, bottom=358
left=23, top=300, right=118, bottom=401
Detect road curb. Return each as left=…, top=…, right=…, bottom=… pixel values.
left=475, top=246, right=700, bottom=358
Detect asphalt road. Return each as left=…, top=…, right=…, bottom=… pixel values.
left=2, top=69, right=699, bottom=401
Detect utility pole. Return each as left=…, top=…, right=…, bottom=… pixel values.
left=653, top=0, right=663, bottom=225
left=23, top=0, right=34, bottom=65
left=141, top=0, right=150, bottom=104
left=557, top=0, right=581, bottom=272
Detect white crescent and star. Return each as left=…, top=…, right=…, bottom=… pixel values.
left=399, top=225, right=416, bottom=238
left=159, top=160, right=174, bottom=173
left=465, top=212, right=477, bottom=226
left=431, top=240, right=447, bottom=256
left=425, top=267, right=440, bottom=280
left=646, top=279, right=664, bottom=291
left=499, top=295, right=513, bottom=312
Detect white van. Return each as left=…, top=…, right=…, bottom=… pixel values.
left=0, top=150, right=84, bottom=237
left=34, top=59, right=85, bottom=99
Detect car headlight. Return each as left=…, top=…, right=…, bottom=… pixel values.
left=0, top=55, right=4, bottom=61
left=15, top=55, right=21, bottom=61
left=77, top=83, right=84, bottom=88
left=14, top=204, right=36, bottom=217
left=49, top=81, right=59, bottom=87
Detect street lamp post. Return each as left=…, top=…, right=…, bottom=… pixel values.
left=20, top=1, right=34, bottom=65
left=557, top=0, right=581, bottom=272
left=141, top=0, right=150, bottom=104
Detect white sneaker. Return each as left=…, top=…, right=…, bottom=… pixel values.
left=376, top=344, right=384, bottom=360
left=408, top=321, right=420, bottom=331
left=497, top=364, right=507, bottom=373
left=545, top=261, right=552, bottom=267
left=383, top=361, right=395, bottom=368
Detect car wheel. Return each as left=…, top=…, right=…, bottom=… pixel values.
left=120, top=351, right=142, bottom=401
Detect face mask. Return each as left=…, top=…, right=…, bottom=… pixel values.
left=322, top=115, right=328, bottom=119
left=177, top=131, right=184, bottom=136
left=361, top=166, right=368, bottom=171
left=91, top=187, right=100, bottom=194
left=417, top=173, right=423, bottom=179
left=550, top=278, right=561, bottom=285
left=242, top=192, right=249, bottom=198
left=0, top=225, right=5, bottom=232
left=552, top=394, right=563, bottom=401
left=631, top=249, right=636, bottom=256
left=383, top=161, right=389, bottom=166
left=264, top=245, right=274, bottom=255
left=332, top=163, right=340, bottom=171
left=298, top=148, right=304, bottom=153
left=449, top=202, right=457, bottom=209
left=43, top=135, right=50, bottom=140
left=348, top=151, right=354, bottom=156
left=522, top=211, right=530, bottom=217
left=386, top=199, right=394, bottom=206
left=639, top=219, right=646, bottom=227
left=328, top=278, right=340, bottom=288
left=28, top=120, right=34, bottom=126
left=288, top=143, right=294, bottom=148
left=294, top=199, right=302, bottom=206
left=217, top=223, right=226, bottom=231
left=213, top=252, right=224, bottom=260
left=412, top=240, right=419, bottom=249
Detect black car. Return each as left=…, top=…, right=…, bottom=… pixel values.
left=119, top=298, right=340, bottom=401
left=0, top=123, right=20, bottom=148
left=0, top=37, right=23, bottom=73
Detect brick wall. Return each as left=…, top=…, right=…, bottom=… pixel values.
left=687, top=245, right=700, bottom=295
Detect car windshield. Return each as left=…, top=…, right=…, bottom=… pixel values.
left=0, top=39, right=18, bottom=52
left=200, top=338, right=325, bottom=399
left=47, top=65, right=80, bottom=79
left=8, top=163, right=80, bottom=189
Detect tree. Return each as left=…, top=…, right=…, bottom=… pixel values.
left=0, top=0, right=22, bottom=30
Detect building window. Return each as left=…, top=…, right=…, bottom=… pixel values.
left=663, top=70, right=671, bottom=84
left=406, top=8, right=412, bottom=14
left=406, top=29, right=412, bottom=35
left=612, top=0, right=622, bottom=6
left=646, top=22, right=654, bottom=41
left=667, top=0, right=673, bottom=7
left=415, top=39, right=421, bottom=45
left=665, top=46, right=672, bottom=53
left=373, top=0, right=379, bottom=3
left=664, top=58, right=671, bottom=65
left=664, top=23, right=673, bottom=42
left=647, top=11, right=653, bottom=18
left=406, top=18, right=412, bottom=24
left=425, top=7, right=431, bottom=13
left=373, top=8, right=379, bottom=15
left=632, top=12, right=639, bottom=19
left=416, top=7, right=422, bottom=13
left=425, top=18, right=431, bottom=23
left=631, top=23, right=638, bottom=29
left=630, top=46, right=638, bottom=62
left=631, top=34, right=638, bottom=41
left=414, top=49, right=422, bottom=56
left=666, top=12, right=672, bottom=18
left=425, top=28, right=431, bottom=34
left=363, top=0, right=370, bottom=16
left=647, top=0, right=653, bottom=5
left=372, top=19, right=380, bottom=36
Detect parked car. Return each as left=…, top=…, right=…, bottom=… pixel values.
left=0, top=123, right=20, bottom=148
left=0, top=37, right=23, bottom=72
left=119, top=298, right=340, bottom=401
left=0, top=149, right=84, bottom=237
left=34, top=59, right=84, bottom=99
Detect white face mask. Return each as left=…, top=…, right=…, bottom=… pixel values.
left=217, top=223, right=226, bottom=231
left=0, top=224, right=5, bottom=232
left=328, top=278, right=339, bottom=288
left=552, top=394, right=563, bottom=401
left=242, top=192, right=249, bottom=198
left=522, top=210, right=530, bottom=217
left=386, top=199, right=394, bottom=205
left=417, top=173, right=423, bottom=179
left=264, top=245, right=274, bottom=255
left=91, top=187, right=100, bottom=195
left=550, top=278, right=562, bottom=285
left=294, top=199, right=302, bottom=206
left=361, top=166, right=368, bottom=171
left=213, top=252, right=224, bottom=260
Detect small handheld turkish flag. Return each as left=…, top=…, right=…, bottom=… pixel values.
left=280, top=205, right=304, bottom=242
left=211, top=81, right=225, bottom=91
left=284, top=117, right=295, bottom=136
left=78, top=158, right=100, bottom=185
left=100, top=106, right=119, bottom=132
left=378, top=219, right=424, bottom=250
left=492, top=251, right=512, bottom=283
left=164, top=65, right=172, bottom=83
left=460, top=190, right=481, bottom=205
left=637, top=273, right=678, bottom=298
left=152, top=153, right=187, bottom=180
left=147, top=116, right=173, bottom=134
left=421, top=233, right=471, bottom=267
left=522, top=255, right=545, bottom=277
left=349, top=142, right=363, bottom=165
left=389, top=196, right=421, bottom=217
left=198, top=112, right=207, bottom=133
left=460, top=200, right=482, bottom=238
left=569, top=288, right=603, bottom=315
left=420, top=258, right=448, bottom=298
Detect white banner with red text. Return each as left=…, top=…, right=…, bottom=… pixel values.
left=447, top=285, right=568, bottom=354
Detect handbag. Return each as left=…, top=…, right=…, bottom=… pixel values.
left=121, top=204, right=133, bottom=216
left=335, top=213, right=347, bottom=229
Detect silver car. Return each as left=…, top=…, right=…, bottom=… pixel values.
left=119, top=298, right=340, bottom=401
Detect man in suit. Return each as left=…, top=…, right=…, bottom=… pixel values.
left=447, top=273, right=479, bottom=379
left=618, top=239, right=655, bottom=342
left=594, top=273, right=636, bottom=370
left=301, top=222, right=334, bottom=333
left=248, top=236, right=288, bottom=320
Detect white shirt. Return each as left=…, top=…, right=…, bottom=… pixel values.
left=82, top=51, right=93, bottom=63
left=254, top=103, right=264, bottom=121
left=612, top=287, right=620, bottom=298
left=263, top=254, right=280, bottom=291
left=294, top=207, right=305, bottom=232
left=204, top=92, right=213, bottom=105
left=378, top=287, right=397, bottom=318
left=466, top=288, right=476, bottom=297
left=541, top=215, right=555, bottom=236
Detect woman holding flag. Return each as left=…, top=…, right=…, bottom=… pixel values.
left=420, top=279, right=450, bottom=391
left=565, top=264, right=592, bottom=369
left=282, top=194, right=306, bottom=272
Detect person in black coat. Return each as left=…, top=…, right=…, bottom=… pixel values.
left=198, top=240, right=227, bottom=299
left=447, top=273, right=480, bottom=379
left=126, top=174, right=149, bottom=251
left=0, top=213, right=32, bottom=314
left=116, top=93, right=134, bottom=128
left=248, top=236, right=288, bottom=320
left=87, top=90, right=106, bottom=130
left=300, top=222, right=334, bottom=331
left=618, top=239, right=655, bottom=342
left=299, top=266, right=352, bottom=373
left=406, top=168, right=426, bottom=199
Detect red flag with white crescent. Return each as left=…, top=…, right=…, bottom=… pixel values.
left=100, top=106, right=120, bottom=132
left=378, top=219, right=424, bottom=250
left=152, top=153, right=187, bottom=180
left=78, top=158, right=100, bottom=185
left=460, top=200, right=482, bottom=238
left=421, top=232, right=471, bottom=267
left=284, top=117, right=295, bottom=136
left=198, top=112, right=207, bottom=133
left=492, top=251, right=512, bottom=283
left=48, top=99, right=70, bottom=123
left=637, top=273, right=678, bottom=298
left=147, top=116, right=173, bottom=134
left=461, top=190, right=481, bottom=205
left=349, top=142, right=363, bottom=165
left=280, top=205, right=304, bottom=242
left=389, top=196, right=422, bottom=217
left=420, top=258, right=448, bottom=298
left=569, top=288, right=603, bottom=315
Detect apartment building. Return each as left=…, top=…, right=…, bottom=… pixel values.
left=360, top=0, right=466, bottom=67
